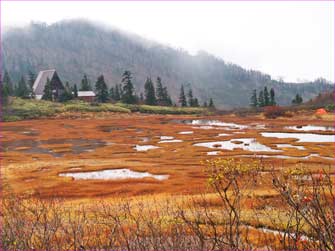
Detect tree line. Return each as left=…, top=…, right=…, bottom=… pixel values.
left=250, top=86, right=304, bottom=108
left=1, top=70, right=215, bottom=108
left=250, top=86, right=276, bottom=108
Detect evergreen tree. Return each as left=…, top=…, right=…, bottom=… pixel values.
left=250, top=89, right=258, bottom=107
left=118, top=84, right=124, bottom=99
left=42, top=78, right=53, bottom=101
left=162, top=87, right=172, bottom=106
left=114, top=85, right=121, bottom=101
left=188, top=88, right=194, bottom=107
left=27, top=71, right=36, bottom=88
left=166, top=95, right=173, bottom=106
left=59, top=81, right=74, bottom=102
left=270, top=88, right=276, bottom=105
left=73, top=84, right=78, bottom=98
left=95, top=75, right=109, bottom=103
left=144, top=77, right=156, bottom=105
left=258, top=90, right=265, bottom=107
left=178, top=85, right=187, bottom=107
left=110, top=87, right=115, bottom=100
left=2, top=70, right=14, bottom=97
left=203, top=101, right=208, bottom=107
left=193, top=98, right=199, bottom=107
left=292, top=94, right=303, bottom=105
left=264, top=86, right=270, bottom=106
left=121, top=71, right=136, bottom=104
left=139, top=93, right=144, bottom=103
left=156, top=77, right=165, bottom=105
left=1, top=73, right=9, bottom=104
left=209, top=98, right=215, bottom=108
left=80, top=74, right=92, bottom=91
left=15, top=76, right=30, bottom=98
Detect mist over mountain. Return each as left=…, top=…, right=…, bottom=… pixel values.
left=2, top=20, right=332, bottom=108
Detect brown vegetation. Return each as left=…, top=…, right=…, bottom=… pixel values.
left=1, top=112, right=334, bottom=250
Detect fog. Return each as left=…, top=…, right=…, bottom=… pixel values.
left=1, top=1, right=334, bottom=82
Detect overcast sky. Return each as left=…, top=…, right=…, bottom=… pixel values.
left=1, top=1, right=334, bottom=82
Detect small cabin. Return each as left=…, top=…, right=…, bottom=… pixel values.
left=78, top=91, right=96, bottom=102
left=33, top=69, right=65, bottom=101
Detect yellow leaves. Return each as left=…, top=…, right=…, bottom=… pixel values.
left=204, top=158, right=262, bottom=181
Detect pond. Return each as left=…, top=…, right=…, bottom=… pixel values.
left=176, top=119, right=248, bottom=130
left=59, top=168, right=169, bottom=181
left=178, top=131, right=193, bottom=135
left=261, top=132, right=334, bottom=143
left=2, top=138, right=106, bottom=156
left=194, top=138, right=281, bottom=152
left=134, top=145, right=159, bottom=151
left=158, top=139, right=183, bottom=143
left=285, top=125, right=334, bottom=132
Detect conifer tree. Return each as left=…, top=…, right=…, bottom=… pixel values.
left=250, top=89, right=258, bottom=107
left=264, top=86, right=270, bottom=106
left=42, top=78, right=53, bottom=101
left=121, top=70, right=136, bottom=104
left=144, top=77, right=156, bottom=105
left=203, top=101, right=208, bottom=107
left=209, top=98, right=215, bottom=108
left=95, top=75, right=109, bottom=103
left=109, top=87, right=115, bottom=100
left=258, top=90, right=265, bottom=107
left=15, top=76, right=30, bottom=98
left=114, top=85, right=121, bottom=101
left=80, top=74, right=92, bottom=91
left=27, top=71, right=36, bottom=88
left=156, top=77, right=165, bottom=105
left=118, top=84, right=124, bottom=99
left=59, top=81, right=74, bottom=102
left=292, top=94, right=303, bottom=105
left=73, top=84, right=78, bottom=98
left=178, top=85, right=187, bottom=107
left=3, top=71, right=14, bottom=96
left=193, top=98, right=199, bottom=107
left=187, top=88, right=194, bottom=107
left=270, top=88, right=276, bottom=105
left=1, top=73, right=9, bottom=104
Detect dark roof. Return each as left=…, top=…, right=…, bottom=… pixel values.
left=33, top=69, right=56, bottom=96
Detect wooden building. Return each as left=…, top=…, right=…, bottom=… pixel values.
left=33, top=69, right=65, bottom=100
left=77, top=91, right=96, bottom=102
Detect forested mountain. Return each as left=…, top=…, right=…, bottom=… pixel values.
left=2, top=20, right=332, bottom=108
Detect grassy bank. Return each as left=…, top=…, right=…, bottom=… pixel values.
left=116, top=103, right=209, bottom=115
left=2, top=98, right=209, bottom=121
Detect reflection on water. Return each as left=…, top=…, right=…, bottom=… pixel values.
left=158, top=139, right=183, bottom=143
left=176, top=119, right=248, bottom=130
left=134, top=145, right=159, bottom=151
left=285, top=125, right=334, bottom=132
left=261, top=132, right=334, bottom=143
left=178, top=131, right=193, bottom=135
left=2, top=138, right=106, bottom=157
left=194, top=138, right=281, bottom=152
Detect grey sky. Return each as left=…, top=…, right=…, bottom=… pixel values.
left=2, top=1, right=334, bottom=82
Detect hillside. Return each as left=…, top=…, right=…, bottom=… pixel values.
left=2, top=20, right=333, bottom=108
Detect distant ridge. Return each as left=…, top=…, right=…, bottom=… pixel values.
left=2, top=20, right=332, bottom=108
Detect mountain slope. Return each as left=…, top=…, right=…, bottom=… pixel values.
left=2, top=20, right=333, bottom=108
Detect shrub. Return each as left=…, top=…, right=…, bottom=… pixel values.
left=264, top=106, right=285, bottom=119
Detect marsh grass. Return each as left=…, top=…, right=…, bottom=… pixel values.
left=1, top=160, right=333, bottom=251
